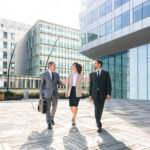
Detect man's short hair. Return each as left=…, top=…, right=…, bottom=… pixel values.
left=96, top=59, right=103, bottom=67
left=48, top=61, right=55, bottom=68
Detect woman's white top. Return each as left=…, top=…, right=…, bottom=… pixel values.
left=72, top=73, right=78, bottom=86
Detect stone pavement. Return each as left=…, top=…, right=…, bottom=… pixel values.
left=0, top=99, right=150, bottom=150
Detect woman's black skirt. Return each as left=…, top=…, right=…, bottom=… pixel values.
left=69, top=86, right=80, bottom=106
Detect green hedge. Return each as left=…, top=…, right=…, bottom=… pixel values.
left=4, top=90, right=15, bottom=96
left=0, top=91, right=4, bottom=94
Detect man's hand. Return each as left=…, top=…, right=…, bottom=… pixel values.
left=89, top=96, right=93, bottom=102
left=65, top=93, right=69, bottom=98
left=106, top=95, right=111, bottom=100
left=40, top=96, right=43, bottom=100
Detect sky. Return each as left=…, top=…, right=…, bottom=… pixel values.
left=0, top=0, right=82, bottom=29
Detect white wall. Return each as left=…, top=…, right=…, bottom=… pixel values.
left=129, top=47, right=138, bottom=99
left=15, top=34, right=28, bottom=75
left=129, top=44, right=150, bottom=100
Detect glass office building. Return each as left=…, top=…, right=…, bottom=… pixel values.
left=27, top=20, right=92, bottom=90
left=80, top=0, right=150, bottom=100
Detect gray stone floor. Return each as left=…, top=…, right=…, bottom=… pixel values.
left=0, top=99, right=150, bottom=150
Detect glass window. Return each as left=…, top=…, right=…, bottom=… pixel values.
left=106, top=20, right=112, bottom=35
left=115, top=15, right=121, bottom=31
left=3, top=62, right=7, bottom=68
left=143, top=0, right=150, bottom=19
left=114, top=0, right=121, bottom=9
left=11, top=62, right=15, bottom=69
left=99, top=3, right=106, bottom=18
left=88, top=9, right=98, bottom=24
left=81, top=17, right=86, bottom=29
left=3, top=72, right=7, bottom=75
left=115, top=0, right=129, bottom=9
left=3, top=32, right=7, bottom=38
left=106, top=0, right=112, bottom=15
left=11, top=33, right=15, bottom=40
left=122, top=11, right=130, bottom=28
left=3, top=52, right=7, bottom=58
left=88, top=27, right=98, bottom=43
left=88, top=12, right=93, bottom=25
left=3, top=42, right=7, bottom=49
left=93, top=8, right=98, bottom=22
left=99, top=24, right=105, bottom=37
left=11, top=52, right=15, bottom=59
left=133, top=4, right=142, bottom=23
left=122, top=0, right=129, bottom=5
left=11, top=43, right=15, bottom=50
left=81, top=34, right=86, bottom=45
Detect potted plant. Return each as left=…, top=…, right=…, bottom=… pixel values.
left=0, top=91, right=4, bottom=100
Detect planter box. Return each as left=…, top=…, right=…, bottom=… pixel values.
left=5, top=95, right=22, bottom=100
left=0, top=94, right=4, bottom=100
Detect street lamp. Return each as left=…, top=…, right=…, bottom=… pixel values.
left=45, top=37, right=59, bottom=71
left=7, top=43, right=17, bottom=91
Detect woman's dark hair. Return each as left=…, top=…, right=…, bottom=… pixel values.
left=73, top=62, right=82, bottom=74
left=96, top=59, right=103, bottom=67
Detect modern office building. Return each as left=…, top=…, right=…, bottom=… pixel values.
left=0, top=19, right=93, bottom=92
left=80, top=0, right=150, bottom=100
left=0, top=18, right=31, bottom=76
left=26, top=20, right=93, bottom=89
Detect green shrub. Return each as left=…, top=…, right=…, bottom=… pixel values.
left=59, top=92, right=65, bottom=97
left=82, top=93, right=89, bottom=97
left=4, top=90, right=16, bottom=96
left=15, top=92, right=23, bottom=96
left=0, top=91, right=4, bottom=94
left=29, top=92, right=39, bottom=97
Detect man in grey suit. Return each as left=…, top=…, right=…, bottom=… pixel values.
left=40, top=61, right=64, bottom=129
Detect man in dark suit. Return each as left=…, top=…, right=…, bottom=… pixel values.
left=40, top=62, right=64, bottom=129
left=89, top=60, right=111, bottom=132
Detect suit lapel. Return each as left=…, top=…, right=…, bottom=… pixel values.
left=94, top=72, right=97, bottom=85
left=70, top=73, right=73, bottom=86
left=100, top=70, right=103, bottom=80
left=76, top=74, right=79, bottom=86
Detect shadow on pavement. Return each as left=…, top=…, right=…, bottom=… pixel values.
left=63, top=126, right=89, bottom=150
left=19, top=129, right=55, bottom=150
left=97, top=129, right=132, bottom=150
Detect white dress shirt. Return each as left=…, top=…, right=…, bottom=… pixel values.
left=48, top=70, right=52, bottom=79
left=72, top=73, right=78, bottom=86
left=97, top=69, right=102, bottom=76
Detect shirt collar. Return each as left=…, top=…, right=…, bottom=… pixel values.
left=48, top=70, right=52, bottom=74
left=96, top=69, right=102, bottom=73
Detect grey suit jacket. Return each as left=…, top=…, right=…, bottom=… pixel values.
left=40, top=71, right=63, bottom=99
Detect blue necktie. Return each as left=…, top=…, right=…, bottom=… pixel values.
left=98, top=71, right=100, bottom=77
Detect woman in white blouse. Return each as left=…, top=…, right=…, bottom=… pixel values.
left=66, top=62, right=86, bottom=125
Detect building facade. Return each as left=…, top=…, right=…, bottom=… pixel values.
left=80, top=0, right=150, bottom=100
left=26, top=20, right=93, bottom=90
left=0, top=18, right=31, bottom=76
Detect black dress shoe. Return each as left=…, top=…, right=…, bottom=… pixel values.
left=52, top=119, right=55, bottom=125
left=97, top=127, right=102, bottom=133
left=72, top=122, right=76, bottom=126
left=48, top=123, right=52, bottom=129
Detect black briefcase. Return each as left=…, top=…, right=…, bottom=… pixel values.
left=37, top=99, right=47, bottom=114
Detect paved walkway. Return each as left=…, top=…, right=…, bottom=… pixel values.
left=0, top=99, right=150, bottom=150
